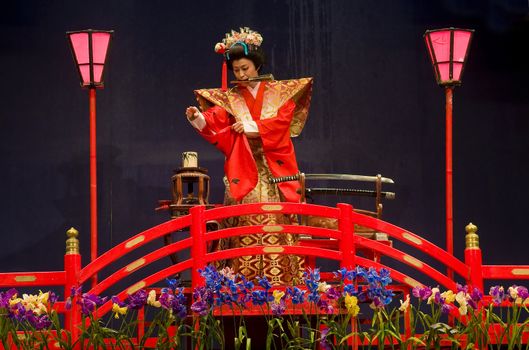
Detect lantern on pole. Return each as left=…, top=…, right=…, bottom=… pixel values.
left=424, top=27, right=473, bottom=279
left=67, top=29, right=113, bottom=286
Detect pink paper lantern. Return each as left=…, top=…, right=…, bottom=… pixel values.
left=424, top=28, right=473, bottom=86
left=67, top=29, right=113, bottom=88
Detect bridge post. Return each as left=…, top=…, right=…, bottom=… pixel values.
left=190, top=205, right=207, bottom=289
left=464, top=223, right=483, bottom=291
left=338, top=203, right=355, bottom=269
left=64, top=227, right=82, bottom=346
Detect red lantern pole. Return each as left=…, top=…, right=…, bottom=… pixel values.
left=67, top=29, right=113, bottom=288
left=445, top=86, right=454, bottom=281
left=424, top=28, right=473, bottom=282
left=89, top=87, right=98, bottom=286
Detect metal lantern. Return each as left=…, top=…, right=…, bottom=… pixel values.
left=424, top=28, right=473, bottom=86
left=67, top=29, right=113, bottom=88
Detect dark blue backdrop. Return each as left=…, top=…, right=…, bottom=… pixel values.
left=1, top=1, right=528, bottom=283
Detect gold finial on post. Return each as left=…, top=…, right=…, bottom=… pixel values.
left=66, top=227, right=80, bottom=255
left=465, top=222, right=479, bottom=249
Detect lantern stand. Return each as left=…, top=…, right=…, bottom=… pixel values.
left=67, top=29, right=113, bottom=287
left=424, top=28, right=473, bottom=281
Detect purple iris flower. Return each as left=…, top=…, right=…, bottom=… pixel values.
left=456, top=283, right=468, bottom=293
left=49, top=291, right=58, bottom=304
left=320, top=328, right=332, bottom=350
left=77, top=293, right=107, bottom=316
left=286, top=286, right=305, bottom=304
left=32, top=314, right=52, bottom=330
left=343, top=284, right=357, bottom=296
left=412, top=286, right=433, bottom=301
left=251, top=290, right=269, bottom=306
left=0, top=288, right=17, bottom=308
left=326, top=287, right=341, bottom=300
left=111, top=295, right=126, bottom=307
left=489, top=286, right=505, bottom=305
left=334, top=267, right=357, bottom=282
left=166, top=278, right=180, bottom=292
left=126, top=289, right=148, bottom=310
left=159, top=292, right=175, bottom=310
left=317, top=299, right=334, bottom=314
left=470, top=287, right=483, bottom=303
left=256, top=276, right=272, bottom=291
left=191, top=300, right=208, bottom=316
left=271, top=300, right=286, bottom=316
left=441, top=303, right=453, bottom=314
left=517, top=286, right=529, bottom=300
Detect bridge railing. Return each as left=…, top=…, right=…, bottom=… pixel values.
left=2, top=202, right=529, bottom=348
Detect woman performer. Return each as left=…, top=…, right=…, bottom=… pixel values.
left=185, top=28, right=313, bottom=285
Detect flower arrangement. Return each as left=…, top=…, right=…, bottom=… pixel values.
left=1, top=267, right=529, bottom=349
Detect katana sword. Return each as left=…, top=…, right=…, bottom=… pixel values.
left=269, top=173, right=395, bottom=184
left=305, top=188, right=395, bottom=200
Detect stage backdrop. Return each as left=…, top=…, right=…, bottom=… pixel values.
left=1, top=1, right=528, bottom=283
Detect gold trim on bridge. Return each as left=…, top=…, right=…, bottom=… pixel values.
left=512, top=268, right=529, bottom=276
left=402, top=233, right=422, bottom=245
left=14, top=275, right=36, bottom=282
left=404, top=277, right=421, bottom=288
left=127, top=281, right=146, bottom=295
left=263, top=246, right=285, bottom=253
left=125, top=236, right=145, bottom=249
left=261, top=204, right=283, bottom=211
left=403, top=255, right=423, bottom=268
left=125, top=258, right=146, bottom=273
left=263, top=225, right=284, bottom=233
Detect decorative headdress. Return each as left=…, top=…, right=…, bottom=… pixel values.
left=214, top=27, right=264, bottom=90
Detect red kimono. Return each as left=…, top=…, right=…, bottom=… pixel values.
left=193, top=78, right=313, bottom=203
left=192, top=78, right=313, bottom=284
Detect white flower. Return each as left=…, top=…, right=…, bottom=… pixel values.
left=317, top=282, right=331, bottom=293
left=399, top=294, right=410, bottom=311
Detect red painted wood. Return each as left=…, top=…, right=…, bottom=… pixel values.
left=88, top=238, right=192, bottom=295
left=79, top=215, right=191, bottom=283
left=351, top=211, right=469, bottom=278
left=338, top=203, right=355, bottom=269
left=203, top=202, right=340, bottom=221
left=64, top=252, right=81, bottom=345
left=356, top=236, right=458, bottom=290
left=482, top=265, right=529, bottom=280
left=190, top=205, right=206, bottom=290
left=0, top=271, right=66, bottom=287
left=95, top=260, right=193, bottom=318
left=465, top=247, right=483, bottom=291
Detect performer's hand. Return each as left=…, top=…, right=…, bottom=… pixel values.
left=232, top=121, right=245, bottom=133
left=186, top=106, right=200, bottom=121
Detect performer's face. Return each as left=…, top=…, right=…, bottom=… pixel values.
left=232, top=58, right=259, bottom=83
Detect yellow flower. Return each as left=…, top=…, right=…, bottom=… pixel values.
left=9, top=297, right=22, bottom=307
left=37, top=291, right=49, bottom=304
left=345, top=294, right=360, bottom=316
left=112, top=303, right=128, bottom=319
left=441, top=290, right=456, bottom=303
left=458, top=304, right=468, bottom=316
left=34, top=302, right=48, bottom=316
left=147, top=290, right=161, bottom=308
left=399, top=294, right=410, bottom=311
left=273, top=290, right=285, bottom=304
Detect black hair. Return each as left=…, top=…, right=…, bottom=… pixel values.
left=226, top=43, right=265, bottom=71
